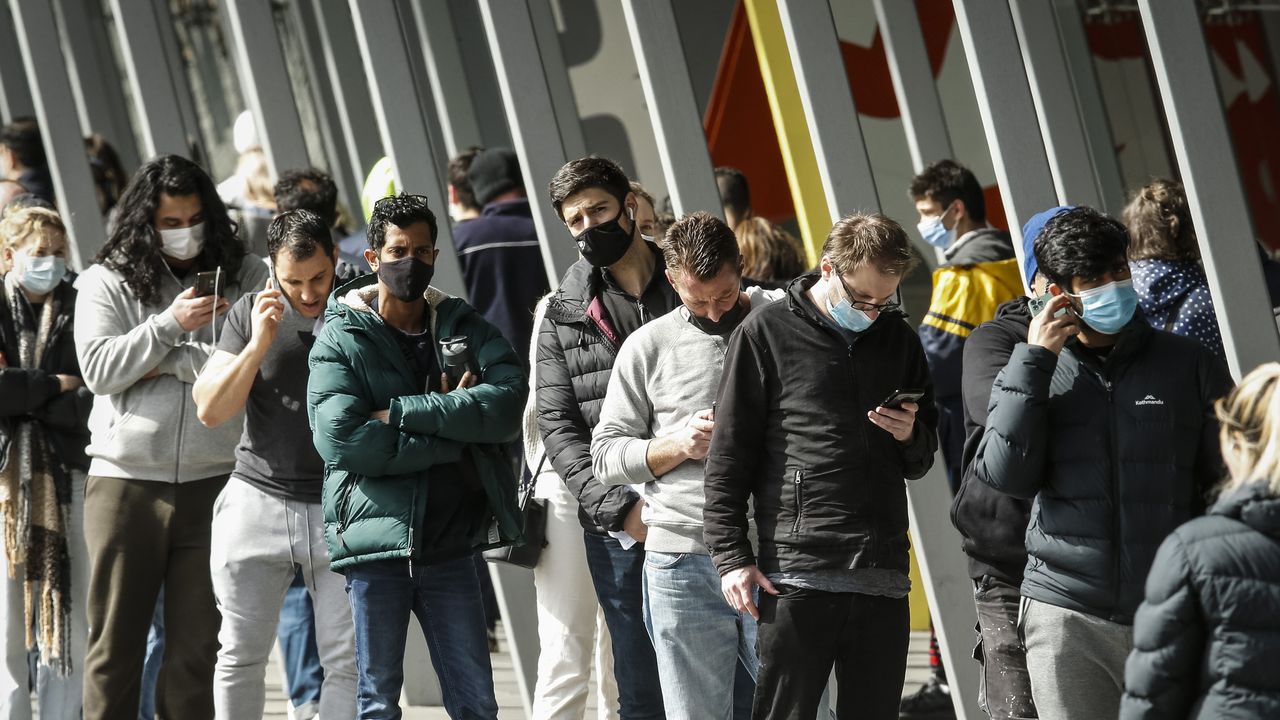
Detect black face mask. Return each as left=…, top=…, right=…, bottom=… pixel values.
left=574, top=208, right=634, bottom=268
left=687, top=298, right=747, bottom=335
left=377, top=256, right=435, bottom=301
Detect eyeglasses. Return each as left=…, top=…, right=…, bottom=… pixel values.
left=835, top=272, right=901, bottom=314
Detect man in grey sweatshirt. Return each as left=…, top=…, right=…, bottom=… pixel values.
left=592, top=212, right=781, bottom=720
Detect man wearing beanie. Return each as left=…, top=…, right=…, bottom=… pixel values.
left=451, top=147, right=550, bottom=357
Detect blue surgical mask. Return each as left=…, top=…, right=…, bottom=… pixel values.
left=16, top=253, right=66, bottom=295
left=916, top=204, right=956, bottom=249
left=827, top=298, right=874, bottom=333
left=1070, top=279, right=1138, bottom=335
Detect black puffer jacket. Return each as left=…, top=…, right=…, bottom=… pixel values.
left=973, top=319, right=1231, bottom=623
left=951, top=297, right=1033, bottom=582
left=0, top=277, right=92, bottom=475
left=704, top=274, right=938, bottom=576
left=535, top=253, right=679, bottom=532
left=1121, top=482, right=1280, bottom=719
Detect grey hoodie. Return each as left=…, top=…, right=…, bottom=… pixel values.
left=591, top=287, right=780, bottom=554
left=74, top=257, right=270, bottom=481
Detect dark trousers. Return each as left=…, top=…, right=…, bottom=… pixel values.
left=753, top=587, right=910, bottom=720
left=82, top=475, right=226, bottom=720
left=582, top=532, right=665, bottom=720
left=974, top=576, right=1037, bottom=719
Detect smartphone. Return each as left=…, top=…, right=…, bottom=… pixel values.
left=880, top=388, right=925, bottom=409
left=194, top=268, right=224, bottom=298
left=1028, top=292, right=1074, bottom=319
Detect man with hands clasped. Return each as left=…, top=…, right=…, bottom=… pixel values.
left=191, top=209, right=357, bottom=719
left=591, top=213, right=781, bottom=720
left=703, top=214, right=938, bottom=720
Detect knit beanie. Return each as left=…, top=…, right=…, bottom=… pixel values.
left=1020, top=205, right=1074, bottom=289
left=467, top=148, right=523, bottom=207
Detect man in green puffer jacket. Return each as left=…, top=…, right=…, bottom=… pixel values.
left=306, top=193, right=525, bottom=720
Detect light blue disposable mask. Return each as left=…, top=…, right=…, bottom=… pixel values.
left=16, top=253, right=66, bottom=295
left=1070, top=279, right=1138, bottom=335
left=916, top=205, right=956, bottom=249
left=827, top=298, right=875, bottom=333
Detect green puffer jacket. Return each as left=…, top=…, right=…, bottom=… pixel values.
left=307, top=274, right=526, bottom=571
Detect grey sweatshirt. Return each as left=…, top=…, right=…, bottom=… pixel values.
left=591, top=287, right=780, bottom=553
left=74, top=257, right=270, bottom=481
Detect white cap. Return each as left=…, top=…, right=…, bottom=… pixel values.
left=233, top=110, right=260, bottom=155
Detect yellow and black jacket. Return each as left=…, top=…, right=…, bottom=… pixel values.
left=918, top=229, right=1022, bottom=488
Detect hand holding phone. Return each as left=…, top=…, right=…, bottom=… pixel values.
left=1028, top=291, right=1079, bottom=355
left=880, top=389, right=925, bottom=410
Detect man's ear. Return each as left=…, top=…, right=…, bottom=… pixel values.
left=953, top=199, right=968, bottom=223
left=363, top=247, right=378, bottom=271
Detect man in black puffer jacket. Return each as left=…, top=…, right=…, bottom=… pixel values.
left=705, top=214, right=938, bottom=720
left=951, top=205, right=1072, bottom=720
left=535, top=157, right=679, bottom=719
left=972, top=207, right=1231, bottom=720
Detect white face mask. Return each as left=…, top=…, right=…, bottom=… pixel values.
left=15, top=252, right=67, bottom=295
left=158, top=222, right=206, bottom=260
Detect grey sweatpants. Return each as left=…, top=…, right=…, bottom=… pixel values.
left=1021, top=598, right=1133, bottom=720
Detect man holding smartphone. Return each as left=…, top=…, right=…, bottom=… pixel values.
left=590, top=213, right=781, bottom=719
left=704, top=214, right=938, bottom=719
left=191, top=210, right=357, bottom=719
left=971, top=207, right=1231, bottom=720
left=306, top=193, right=525, bottom=719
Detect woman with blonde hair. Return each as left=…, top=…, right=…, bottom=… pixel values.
left=1124, top=179, right=1224, bottom=359
left=735, top=216, right=806, bottom=286
left=1122, top=362, right=1280, bottom=718
left=0, top=207, right=91, bottom=718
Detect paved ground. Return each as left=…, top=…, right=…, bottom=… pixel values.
left=260, top=628, right=935, bottom=718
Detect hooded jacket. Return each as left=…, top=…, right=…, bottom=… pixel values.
left=307, top=275, right=526, bottom=571
left=1121, top=482, right=1280, bottom=719
left=973, top=319, right=1232, bottom=623
left=1130, top=258, right=1224, bottom=360
left=703, top=274, right=938, bottom=576
left=535, top=250, right=680, bottom=533
left=73, top=257, right=269, bottom=481
left=950, top=297, right=1033, bottom=583
left=920, top=228, right=1022, bottom=487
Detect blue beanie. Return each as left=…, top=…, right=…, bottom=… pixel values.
left=1020, top=205, right=1074, bottom=289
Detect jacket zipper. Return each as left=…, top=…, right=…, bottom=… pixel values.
left=847, top=338, right=877, bottom=565
left=791, top=470, right=805, bottom=534
left=1104, top=374, right=1120, bottom=616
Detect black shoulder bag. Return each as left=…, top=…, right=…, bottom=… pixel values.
left=483, top=454, right=548, bottom=569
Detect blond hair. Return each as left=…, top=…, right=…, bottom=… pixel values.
left=1123, top=178, right=1199, bottom=263
left=735, top=216, right=805, bottom=283
left=822, top=213, right=918, bottom=277
left=1216, top=362, right=1280, bottom=495
left=0, top=206, right=65, bottom=254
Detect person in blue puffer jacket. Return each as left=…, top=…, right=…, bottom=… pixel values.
left=1124, top=178, right=1225, bottom=360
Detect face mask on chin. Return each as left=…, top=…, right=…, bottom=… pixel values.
left=574, top=206, right=635, bottom=268
left=687, top=298, right=747, bottom=335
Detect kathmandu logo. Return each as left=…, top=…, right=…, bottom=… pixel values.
left=1135, top=394, right=1165, bottom=406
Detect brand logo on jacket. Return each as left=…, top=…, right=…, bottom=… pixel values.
left=1135, top=394, right=1165, bottom=406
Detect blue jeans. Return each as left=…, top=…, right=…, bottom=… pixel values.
left=278, top=570, right=324, bottom=709
left=138, top=587, right=164, bottom=720
left=643, top=551, right=758, bottom=720
left=582, top=532, right=665, bottom=720
left=344, top=556, right=498, bottom=720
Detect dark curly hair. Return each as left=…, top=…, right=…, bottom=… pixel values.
left=93, top=154, right=245, bottom=306
left=267, top=209, right=335, bottom=263
left=367, top=193, right=437, bottom=252
left=1034, top=206, right=1131, bottom=289
left=1122, top=178, right=1199, bottom=263
left=547, top=156, right=630, bottom=221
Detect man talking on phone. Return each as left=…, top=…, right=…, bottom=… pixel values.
left=971, top=206, right=1231, bottom=720
left=704, top=214, right=938, bottom=720
left=191, top=210, right=356, bottom=719
left=306, top=193, right=525, bottom=719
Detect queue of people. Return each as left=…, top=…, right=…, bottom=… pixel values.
left=0, top=105, right=1278, bottom=720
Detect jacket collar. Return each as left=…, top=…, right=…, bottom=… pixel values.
left=944, top=228, right=1016, bottom=265
left=1212, top=482, right=1280, bottom=538
left=1064, top=315, right=1152, bottom=372
left=544, top=242, right=669, bottom=325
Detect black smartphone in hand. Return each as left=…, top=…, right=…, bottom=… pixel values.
left=880, top=389, right=925, bottom=409
left=194, top=268, right=224, bottom=298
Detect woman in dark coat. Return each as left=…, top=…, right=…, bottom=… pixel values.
left=1122, top=362, right=1280, bottom=719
